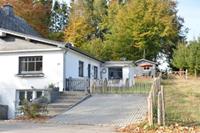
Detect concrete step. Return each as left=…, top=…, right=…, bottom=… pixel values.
left=59, top=95, right=84, bottom=99
left=55, top=98, right=81, bottom=103
left=48, top=107, right=70, bottom=111
left=60, top=91, right=86, bottom=96
left=48, top=103, right=74, bottom=108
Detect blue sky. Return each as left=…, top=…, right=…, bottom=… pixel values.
left=177, top=0, right=200, bottom=41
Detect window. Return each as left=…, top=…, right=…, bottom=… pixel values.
left=19, top=56, right=42, bottom=74
left=79, top=61, right=84, bottom=77
left=19, top=91, right=25, bottom=105
left=36, top=91, right=42, bottom=98
left=108, top=67, right=123, bottom=80
left=144, top=66, right=150, bottom=70
left=94, top=66, right=98, bottom=79
left=18, top=90, right=43, bottom=105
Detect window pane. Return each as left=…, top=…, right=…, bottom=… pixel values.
left=19, top=91, right=25, bottom=105
left=79, top=61, right=84, bottom=77
left=108, top=67, right=123, bottom=79
left=36, top=62, right=42, bottom=71
left=28, top=62, right=35, bottom=71
left=37, top=57, right=42, bottom=61
left=20, top=62, right=26, bottom=72
left=36, top=91, right=42, bottom=98
left=94, top=66, right=98, bottom=79
left=27, top=91, right=32, bottom=102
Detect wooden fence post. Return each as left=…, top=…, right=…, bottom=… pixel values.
left=157, top=91, right=162, bottom=125
left=161, top=86, right=165, bottom=126
left=147, top=93, right=153, bottom=126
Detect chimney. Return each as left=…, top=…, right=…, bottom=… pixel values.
left=2, top=4, right=14, bottom=16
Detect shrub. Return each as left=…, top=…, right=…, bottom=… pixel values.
left=20, top=97, right=48, bottom=118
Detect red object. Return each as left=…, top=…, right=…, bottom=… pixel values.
left=139, top=64, right=153, bottom=67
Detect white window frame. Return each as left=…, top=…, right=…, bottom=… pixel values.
left=19, top=56, right=43, bottom=74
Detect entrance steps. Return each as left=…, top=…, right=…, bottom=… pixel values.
left=47, top=91, right=90, bottom=116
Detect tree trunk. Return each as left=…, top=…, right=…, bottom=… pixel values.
left=195, top=68, right=197, bottom=78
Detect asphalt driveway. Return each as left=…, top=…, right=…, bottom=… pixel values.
left=49, top=94, right=147, bottom=127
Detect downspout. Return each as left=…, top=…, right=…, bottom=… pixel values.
left=62, top=45, right=70, bottom=92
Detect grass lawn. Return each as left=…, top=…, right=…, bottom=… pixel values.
left=93, top=79, right=153, bottom=94
left=163, top=78, right=200, bottom=126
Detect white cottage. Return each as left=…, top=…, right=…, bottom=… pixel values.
left=0, top=28, right=135, bottom=119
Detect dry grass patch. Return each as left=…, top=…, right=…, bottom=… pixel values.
left=163, top=78, right=200, bottom=126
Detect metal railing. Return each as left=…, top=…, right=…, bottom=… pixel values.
left=66, top=78, right=89, bottom=91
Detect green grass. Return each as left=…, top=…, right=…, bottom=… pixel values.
left=93, top=80, right=153, bottom=94
left=163, top=79, right=200, bottom=126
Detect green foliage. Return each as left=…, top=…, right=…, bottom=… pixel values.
left=172, top=43, right=188, bottom=69
left=48, top=32, right=64, bottom=41
left=187, top=39, right=200, bottom=77
left=101, top=0, right=184, bottom=61
left=64, top=0, right=185, bottom=61
left=172, top=38, right=200, bottom=76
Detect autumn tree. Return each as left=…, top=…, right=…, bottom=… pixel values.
left=64, top=0, right=108, bottom=47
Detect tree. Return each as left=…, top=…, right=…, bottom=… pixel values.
left=101, top=0, right=185, bottom=61
left=64, top=0, right=108, bottom=47
left=187, top=39, right=200, bottom=77
left=64, top=0, right=94, bottom=47
left=172, top=43, right=188, bottom=70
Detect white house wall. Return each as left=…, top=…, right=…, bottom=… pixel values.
left=65, top=50, right=101, bottom=79
left=101, top=65, right=135, bottom=87
left=0, top=50, right=64, bottom=118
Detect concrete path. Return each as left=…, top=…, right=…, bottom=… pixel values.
left=49, top=94, right=147, bottom=127
left=0, top=121, right=115, bottom=133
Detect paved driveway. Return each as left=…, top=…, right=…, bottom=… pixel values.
left=0, top=122, right=115, bottom=133
left=49, top=94, right=147, bottom=127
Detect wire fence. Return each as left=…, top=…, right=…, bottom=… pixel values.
left=90, top=79, right=152, bottom=94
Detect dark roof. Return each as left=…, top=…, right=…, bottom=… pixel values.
left=0, top=5, right=41, bottom=37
